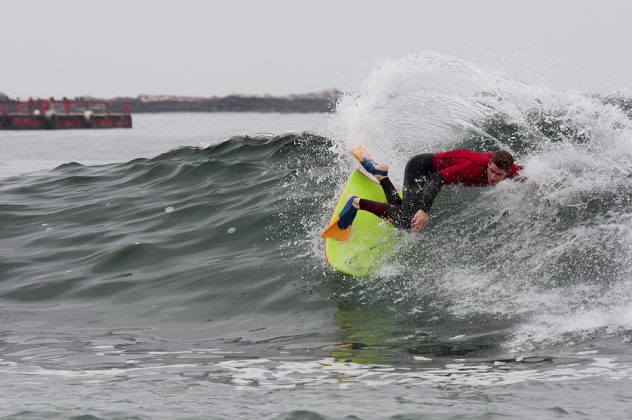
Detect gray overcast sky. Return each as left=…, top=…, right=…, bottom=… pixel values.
left=3, top=0, right=631, bottom=98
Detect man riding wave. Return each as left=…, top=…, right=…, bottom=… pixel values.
left=321, top=146, right=523, bottom=241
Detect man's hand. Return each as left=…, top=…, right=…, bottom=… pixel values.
left=410, top=210, right=429, bottom=232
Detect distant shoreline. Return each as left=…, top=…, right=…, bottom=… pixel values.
left=1, top=90, right=343, bottom=114
left=3, top=90, right=631, bottom=117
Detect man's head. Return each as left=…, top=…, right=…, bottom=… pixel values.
left=487, top=149, right=514, bottom=185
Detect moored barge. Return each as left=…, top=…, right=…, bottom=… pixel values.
left=0, top=98, right=132, bottom=130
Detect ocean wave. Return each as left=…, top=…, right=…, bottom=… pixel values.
left=0, top=133, right=336, bottom=311
left=2, top=55, right=632, bottom=357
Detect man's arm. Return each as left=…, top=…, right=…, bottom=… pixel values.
left=408, top=172, right=444, bottom=232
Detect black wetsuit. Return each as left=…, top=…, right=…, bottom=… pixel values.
left=359, top=154, right=443, bottom=229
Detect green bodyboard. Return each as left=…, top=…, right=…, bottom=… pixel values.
left=324, top=170, right=401, bottom=277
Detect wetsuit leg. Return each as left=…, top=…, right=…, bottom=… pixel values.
left=379, top=177, right=402, bottom=206
left=391, top=153, right=443, bottom=229
left=359, top=154, right=442, bottom=230
left=359, top=199, right=396, bottom=220
left=357, top=176, right=402, bottom=221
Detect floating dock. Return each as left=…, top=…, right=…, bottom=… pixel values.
left=0, top=98, right=132, bottom=130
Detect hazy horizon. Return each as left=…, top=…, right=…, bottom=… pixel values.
left=4, top=0, right=632, bottom=99
left=0, top=90, right=341, bottom=101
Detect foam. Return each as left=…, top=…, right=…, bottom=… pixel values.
left=327, top=52, right=632, bottom=351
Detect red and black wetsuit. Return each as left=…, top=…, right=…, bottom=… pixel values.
left=359, top=150, right=522, bottom=229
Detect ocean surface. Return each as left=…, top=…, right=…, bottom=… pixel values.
left=2, top=53, right=632, bottom=419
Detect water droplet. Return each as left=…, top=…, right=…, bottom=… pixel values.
left=227, top=227, right=236, bottom=234
left=165, top=206, right=174, bottom=213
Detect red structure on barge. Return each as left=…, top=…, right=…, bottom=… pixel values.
left=0, top=98, right=132, bottom=130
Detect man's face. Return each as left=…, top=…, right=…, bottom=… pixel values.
left=487, top=161, right=509, bottom=185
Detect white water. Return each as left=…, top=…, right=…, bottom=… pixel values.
left=328, top=52, right=632, bottom=352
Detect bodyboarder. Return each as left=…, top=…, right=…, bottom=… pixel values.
left=321, top=145, right=523, bottom=240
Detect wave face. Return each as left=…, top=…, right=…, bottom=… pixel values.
left=0, top=133, right=341, bottom=336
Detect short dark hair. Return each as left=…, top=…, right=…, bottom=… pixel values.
left=491, top=150, right=514, bottom=171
